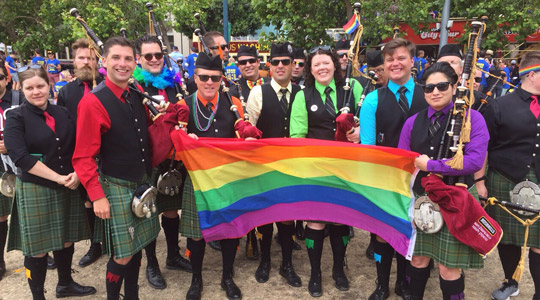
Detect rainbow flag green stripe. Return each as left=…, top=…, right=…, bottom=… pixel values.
left=170, top=131, right=418, bottom=258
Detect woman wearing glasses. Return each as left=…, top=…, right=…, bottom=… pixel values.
left=398, top=62, right=488, bottom=300
left=3, top=66, right=95, bottom=299
left=289, top=46, right=363, bottom=297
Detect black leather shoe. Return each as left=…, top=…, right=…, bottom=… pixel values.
left=332, top=268, right=349, bottom=291
left=208, top=240, right=222, bottom=251
left=146, top=256, right=166, bottom=289
left=395, top=280, right=412, bottom=300
left=255, top=260, right=271, bottom=283
left=279, top=263, right=301, bottom=287
left=56, top=281, right=97, bottom=298
left=368, top=283, right=389, bottom=300
left=308, top=272, right=322, bottom=297
left=365, top=240, right=375, bottom=260
left=78, top=243, right=102, bottom=267
left=166, top=254, right=193, bottom=272
left=221, top=277, right=242, bottom=300
left=186, top=275, right=203, bottom=300
left=295, top=222, right=305, bottom=240
left=47, top=254, right=56, bottom=270
left=0, top=261, right=5, bottom=280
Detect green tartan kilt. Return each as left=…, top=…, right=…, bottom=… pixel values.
left=7, top=179, right=90, bottom=257
left=94, top=174, right=160, bottom=259
left=485, top=167, right=540, bottom=248
left=0, top=193, right=12, bottom=216
left=150, top=163, right=186, bottom=214
left=179, top=175, right=202, bottom=239
left=413, top=186, right=484, bottom=269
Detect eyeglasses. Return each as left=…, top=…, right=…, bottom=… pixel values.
left=309, top=45, right=331, bottom=54
left=142, top=52, right=164, bottom=61
left=18, top=64, right=42, bottom=73
left=372, top=68, right=384, bottom=74
left=423, top=82, right=452, bottom=93
left=237, top=58, right=257, bottom=65
left=209, top=44, right=229, bottom=51
left=196, top=74, right=222, bottom=83
left=0, top=74, right=5, bottom=81
left=337, top=52, right=348, bottom=59
left=270, top=59, right=291, bottom=66
left=474, top=77, right=482, bottom=83
left=294, top=61, right=305, bottom=67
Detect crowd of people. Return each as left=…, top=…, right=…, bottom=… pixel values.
left=0, top=27, right=539, bottom=300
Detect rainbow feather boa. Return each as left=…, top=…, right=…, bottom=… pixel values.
left=132, top=66, right=180, bottom=90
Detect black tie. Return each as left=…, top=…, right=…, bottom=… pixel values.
left=324, top=87, right=336, bottom=117
left=206, top=101, right=213, bottom=111
left=429, top=111, right=443, bottom=137
left=279, top=88, right=288, bottom=113
left=397, top=86, right=409, bottom=116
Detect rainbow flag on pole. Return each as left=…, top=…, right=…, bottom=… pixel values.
left=343, top=14, right=360, bottom=35
left=171, top=131, right=418, bottom=258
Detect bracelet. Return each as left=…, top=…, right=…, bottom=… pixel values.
left=474, top=175, right=487, bottom=183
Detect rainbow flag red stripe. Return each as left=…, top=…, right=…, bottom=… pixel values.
left=171, top=131, right=418, bottom=258
left=343, top=15, right=360, bottom=35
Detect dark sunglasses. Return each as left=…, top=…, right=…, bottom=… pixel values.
left=142, top=52, right=164, bottom=61
left=474, top=77, right=482, bottom=83
left=337, top=52, right=348, bottom=58
left=309, top=45, right=331, bottom=54
left=209, top=44, right=229, bottom=51
left=196, top=74, right=222, bottom=83
left=270, top=59, right=291, bottom=66
left=0, top=74, right=5, bottom=81
left=237, top=58, right=257, bottom=65
left=18, top=64, right=42, bottom=73
left=423, top=82, right=452, bottom=93
left=294, top=61, right=305, bottom=67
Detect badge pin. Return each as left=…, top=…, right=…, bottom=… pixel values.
left=128, top=226, right=135, bottom=241
left=310, top=105, right=318, bottom=112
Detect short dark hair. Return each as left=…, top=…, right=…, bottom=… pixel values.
left=304, top=48, right=342, bottom=87
left=422, top=61, right=458, bottom=85
left=382, top=38, right=415, bottom=59
left=71, top=38, right=91, bottom=57
left=19, top=67, right=49, bottom=87
left=520, top=51, right=540, bottom=72
left=203, top=31, right=224, bottom=48
left=135, top=35, right=162, bottom=54
left=103, top=36, right=135, bottom=58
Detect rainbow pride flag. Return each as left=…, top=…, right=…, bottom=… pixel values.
left=171, top=131, right=418, bottom=258
left=343, top=14, right=360, bottom=35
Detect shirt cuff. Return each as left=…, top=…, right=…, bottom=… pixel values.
left=87, top=185, right=106, bottom=202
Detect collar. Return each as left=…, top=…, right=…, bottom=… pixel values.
left=517, top=87, right=534, bottom=102
left=270, top=79, right=292, bottom=95
left=25, top=100, right=50, bottom=115
left=388, top=76, right=415, bottom=95
left=314, top=79, right=337, bottom=96
left=427, top=100, right=453, bottom=119
left=196, top=92, right=219, bottom=109
left=105, top=77, right=129, bottom=102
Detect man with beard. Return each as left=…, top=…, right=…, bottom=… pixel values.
left=229, top=46, right=269, bottom=102
left=291, top=48, right=306, bottom=86
left=133, top=34, right=192, bottom=290
left=57, top=39, right=103, bottom=267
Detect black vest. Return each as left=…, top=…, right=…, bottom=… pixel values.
left=256, top=83, right=301, bottom=138
left=141, top=84, right=179, bottom=104
left=185, top=93, right=237, bottom=138
left=488, top=89, right=540, bottom=183
left=93, top=82, right=152, bottom=182
left=303, top=81, right=353, bottom=140
left=375, top=84, right=427, bottom=147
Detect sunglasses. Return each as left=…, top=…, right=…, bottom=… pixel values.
left=18, top=64, right=42, bottom=73
left=474, top=77, right=482, bottom=83
left=209, top=44, right=229, bottom=51
left=142, top=52, right=164, bottom=61
left=423, top=82, right=452, bottom=93
left=294, top=61, right=305, bottom=67
left=270, top=59, right=291, bottom=66
left=0, top=74, right=5, bottom=81
left=337, top=52, right=348, bottom=58
left=237, top=58, right=257, bottom=65
left=196, top=74, right=222, bottom=83
left=309, top=45, right=331, bottom=54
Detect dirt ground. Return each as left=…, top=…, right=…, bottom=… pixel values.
left=0, top=227, right=535, bottom=300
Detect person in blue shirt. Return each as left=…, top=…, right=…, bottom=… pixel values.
left=224, top=57, right=241, bottom=82
left=5, top=52, right=19, bottom=90
left=168, top=45, right=184, bottom=74
left=414, top=50, right=427, bottom=84
left=46, top=50, right=61, bottom=88
left=359, top=38, right=428, bottom=300
left=502, top=60, right=511, bottom=95
left=185, top=46, right=198, bottom=78
left=31, top=50, right=46, bottom=67
left=477, top=50, right=490, bottom=93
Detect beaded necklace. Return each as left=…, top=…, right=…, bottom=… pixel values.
left=192, top=92, right=219, bottom=132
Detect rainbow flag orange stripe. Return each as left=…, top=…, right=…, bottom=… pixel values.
left=171, top=131, right=418, bottom=258
left=343, top=14, right=360, bottom=35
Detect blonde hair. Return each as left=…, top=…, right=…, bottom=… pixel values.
left=60, top=70, right=71, bottom=81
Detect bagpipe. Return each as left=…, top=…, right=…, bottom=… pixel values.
left=69, top=7, right=190, bottom=218
left=413, top=17, right=505, bottom=258
left=192, top=13, right=261, bottom=139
